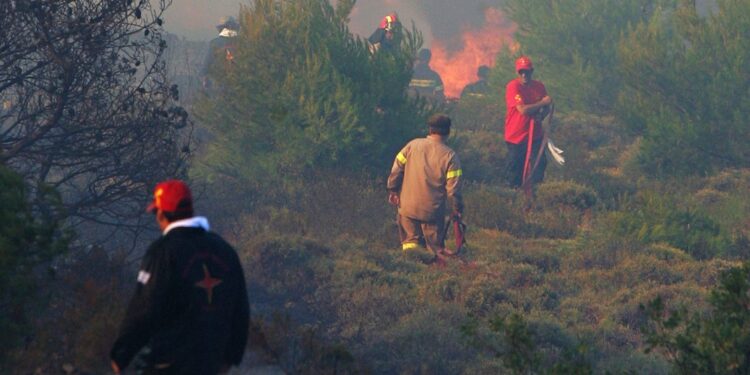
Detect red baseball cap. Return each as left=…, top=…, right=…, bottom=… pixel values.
left=146, top=179, right=193, bottom=213
left=515, top=56, right=533, bottom=72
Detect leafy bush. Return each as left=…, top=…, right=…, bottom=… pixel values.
left=463, top=184, right=553, bottom=238
left=463, top=313, right=594, bottom=374
left=244, top=237, right=334, bottom=308
left=193, top=0, right=428, bottom=188
left=206, top=172, right=399, bottom=251
left=521, top=180, right=597, bottom=239
left=642, top=262, right=750, bottom=374
left=498, top=0, right=665, bottom=114
left=257, top=314, right=365, bottom=374
left=450, top=92, right=504, bottom=132
left=618, top=1, right=750, bottom=176
left=463, top=181, right=596, bottom=239
left=535, top=180, right=598, bottom=211
left=369, top=305, right=474, bottom=375
left=611, top=190, right=734, bottom=259
left=5, top=246, right=131, bottom=374
left=449, top=130, right=506, bottom=184
left=0, top=166, right=68, bottom=366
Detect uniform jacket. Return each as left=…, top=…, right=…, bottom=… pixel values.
left=461, top=79, right=489, bottom=99
left=504, top=78, right=547, bottom=144
left=387, top=137, right=463, bottom=222
left=409, top=63, right=445, bottom=101
left=368, top=23, right=401, bottom=52
left=201, top=33, right=238, bottom=76
left=110, top=217, right=249, bottom=374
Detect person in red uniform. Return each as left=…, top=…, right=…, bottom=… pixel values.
left=504, top=56, right=553, bottom=188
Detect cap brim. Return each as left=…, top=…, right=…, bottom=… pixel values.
left=146, top=202, right=157, bottom=213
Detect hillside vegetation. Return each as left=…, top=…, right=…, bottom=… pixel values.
left=3, top=0, right=750, bottom=374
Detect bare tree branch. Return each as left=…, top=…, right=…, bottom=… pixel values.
left=0, top=0, right=191, bottom=244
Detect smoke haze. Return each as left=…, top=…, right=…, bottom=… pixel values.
left=162, top=0, right=242, bottom=41
left=164, top=0, right=502, bottom=46
left=164, top=0, right=509, bottom=97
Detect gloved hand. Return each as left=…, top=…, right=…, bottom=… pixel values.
left=388, top=192, right=400, bottom=206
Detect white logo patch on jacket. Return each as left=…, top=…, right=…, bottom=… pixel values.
left=137, top=270, right=151, bottom=285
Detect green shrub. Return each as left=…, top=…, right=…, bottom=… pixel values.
left=463, top=313, right=594, bottom=374
left=0, top=166, right=68, bottom=366
left=369, top=305, right=473, bottom=375
left=193, top=0, right=428, bottom=187
left=449, top=130, right=506, bottom=184
left=535, top=181, right=598, bottom=211
left=450, top=93, right=503, bottom=132
left=619, top=2, right=750, bottom=176
left=463, top=184, right=550, bottom=238
left=595, top=352, right=670, bottom=374
left=642, top=262, right=750, bottom=374
left=6, top=247, right=131, bottom=374
left=245, top=237, right=333, bottom=299
left=204, top=172, right=399, bottom=251
left=611, top=191, right=734, bottom=259
left=465, top=276, right=512, bottom=318
left=532, top=180, right=599, bottom=238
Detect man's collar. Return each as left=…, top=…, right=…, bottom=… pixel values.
left=163, top=216, right=210, bottom=235
left=219, top=28, right=238, bottom=37
left=427, top=134, right=446, bottom=143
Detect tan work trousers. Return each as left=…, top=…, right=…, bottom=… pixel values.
left=398, top=214, right=446, bottom=253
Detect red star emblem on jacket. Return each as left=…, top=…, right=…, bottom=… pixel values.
left=195, top=264, right=222, bottom=304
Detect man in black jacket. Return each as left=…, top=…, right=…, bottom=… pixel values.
left=110, top=180, right=249, bottom=374
left=368, top=11, right=401, bottom=54
left=201, top=16, right=240, bottom=90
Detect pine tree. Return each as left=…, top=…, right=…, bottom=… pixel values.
left=498, top=0, right=670, bottom=113
left=0, top=166, right=67, bottom=363
left=193, top=0, right=428, bottom=189
left=618, top=0, right=750, bottom=176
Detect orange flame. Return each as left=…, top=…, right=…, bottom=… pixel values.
left=430, top=7, right=516, bottom=99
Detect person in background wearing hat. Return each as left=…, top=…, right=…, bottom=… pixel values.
left=368, top=11, right=401, bottom=54
left=201, top=16, right=240, bottom=89
left=110, top=180, right=249, bottom=375
left=387, top=114, right=464, bottom=263
left=408, top=48, right=445, bottom=104
left=504, top=56, right=553, bottom=188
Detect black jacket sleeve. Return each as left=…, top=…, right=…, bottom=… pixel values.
left=110, top=240, right=173, bottom=369
left=368, top=28, right=385, bottom=45
left=225, top=249, right=250, bottom=365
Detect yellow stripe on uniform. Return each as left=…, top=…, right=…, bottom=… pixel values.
left=409, top=79, right=437, bottom=88
left=447, top=169, right=463, bottom=179
left=402, top=242, right=419, bottom=251
left=396, top=152, right=407, bottom=164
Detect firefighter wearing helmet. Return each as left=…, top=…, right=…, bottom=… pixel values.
left=503, top=56, right=553, bottom=190
left=368, top=12, right=401, bottom=54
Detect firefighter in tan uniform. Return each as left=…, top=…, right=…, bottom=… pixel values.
left=387, top=114, right=463, bottom=262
